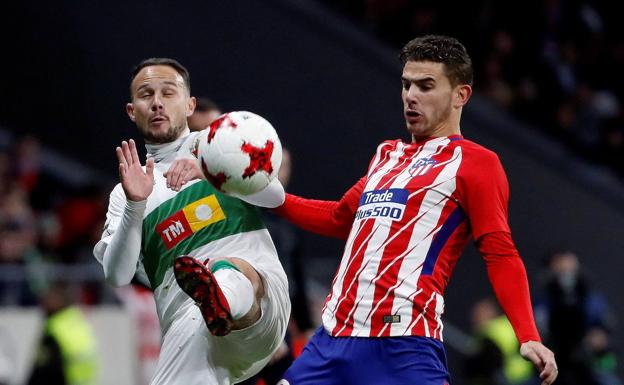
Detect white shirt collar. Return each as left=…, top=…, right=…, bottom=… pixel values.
left=145, top=128, right=191, bottom=163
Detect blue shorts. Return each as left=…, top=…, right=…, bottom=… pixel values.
left=280, top=327, right=451, bottom=385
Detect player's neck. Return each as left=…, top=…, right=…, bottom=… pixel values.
left=145, top=127, right=191, bottom=162
left=411, top=125, right=461, bottom=144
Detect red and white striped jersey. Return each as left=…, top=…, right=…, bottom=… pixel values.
left=322, top=135, right=511, bottom=339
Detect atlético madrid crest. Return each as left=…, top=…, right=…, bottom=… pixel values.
left=409, top=157, right=437, bottom=177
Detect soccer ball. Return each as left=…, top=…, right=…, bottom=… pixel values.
left=193, top=111, right=282, bottom=195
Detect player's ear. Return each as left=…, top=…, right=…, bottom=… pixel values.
left=126, top=103, right=136, bottom=122
left=454, top=84, right=472, bottom=108
left=187, top=96, right=197, bottom=117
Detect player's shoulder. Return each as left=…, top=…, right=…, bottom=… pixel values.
left=376, top=138, right=403, bottom=151
left=184, top=130, right=202, bottom=144
left=181, top=131, right=203, bottom=157
left=380, top=138, right=403, bottom=146
left=455, top=138, right=501, bottom=163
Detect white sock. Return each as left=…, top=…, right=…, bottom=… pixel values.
left=213, top=268, right=254, bottom=320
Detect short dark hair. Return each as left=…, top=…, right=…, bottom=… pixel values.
left=130, top=57, right=191, bottom=96
left=194, top=97, right=220, bottom=113
left=399, top=35, right=473, bottom=87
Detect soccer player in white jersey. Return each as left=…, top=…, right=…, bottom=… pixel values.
left=93, top=58, right=290, bottom=385
left=275, top=35, right=558, bottom=385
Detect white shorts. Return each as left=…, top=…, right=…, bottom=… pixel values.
left=149, top=274, right=290, bottom=385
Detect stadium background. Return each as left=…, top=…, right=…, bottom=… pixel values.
left=1, top=1, right=622, bottom=384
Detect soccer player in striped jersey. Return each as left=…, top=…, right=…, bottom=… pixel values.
left=276, top=35, right=558, bottom=385
left=93, top=58, right=290, bottom=385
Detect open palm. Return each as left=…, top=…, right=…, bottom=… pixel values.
left=116, top=139, right=154, bottom=202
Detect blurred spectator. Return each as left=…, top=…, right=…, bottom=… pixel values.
left=13, top=135, right=42, bottom=195
left=187, top=97, right=222, bottom=131
left=27, top=282, right=98, bottom=385
left=464, top=298, right=534, bottom=385
left=0, top=135, right=116, bottom=307
left=268, top=148, right=314, bottom=338
left=11, top=135, right=59, bottom=211
left=0, top=186, right=41, bottom=306
left=240, top=148, right=314, bottom=385
left=53, top=184, right=108, bottom=264
left=599, top=117, right=624, bottom=177
left=478, top=30, right=518, bottom=109
left=584, top=326, right=623, bottom=385
left=535, top=250, right=618, bottom=385
left=116, top=282, right=161, bottom=385
left=0, top=151, right=11, bottom=197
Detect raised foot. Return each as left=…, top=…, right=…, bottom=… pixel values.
left=174, top=256, right=233, bottom=336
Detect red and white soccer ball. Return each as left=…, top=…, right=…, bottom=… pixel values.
left=194, top=111, right=282, bottom=195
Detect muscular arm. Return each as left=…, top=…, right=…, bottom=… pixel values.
left=274, top=177, right=365, bottom=239
left=478, top=231, right=540, bottom=343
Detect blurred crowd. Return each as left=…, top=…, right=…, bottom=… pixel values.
left=459, top=250, right=620, bottom=385
left=0, top=134, right=112, bottom=385
left=0, top=135, right=111, bottom=307
left=321, top=0, right=624, bottom=177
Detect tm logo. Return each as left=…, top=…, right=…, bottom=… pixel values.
left=161, top=220, right=186, bottom=242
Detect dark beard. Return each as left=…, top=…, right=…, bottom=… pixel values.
left=142, top=124, right=184, bottom=144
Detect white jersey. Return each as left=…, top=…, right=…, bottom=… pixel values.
left=94, top=131, right=289, bottom=336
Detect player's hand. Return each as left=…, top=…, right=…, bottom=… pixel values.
left=164, top=158, right=204, bottom=191
left=520, top=341, right=557, bottom=384
left=116, top=139, right=154, bottom=202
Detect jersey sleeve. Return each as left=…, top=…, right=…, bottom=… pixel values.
left=93, top=184, right=125, bottom=265
left=93, top=184, right=148, bottom=287
left=273, top=177, right=365, bottom=239
left=456, top=149, right=511, bottom=239
left=229, top=177, right=285, bottom=208
left=479, top=231, right=541, bottom=343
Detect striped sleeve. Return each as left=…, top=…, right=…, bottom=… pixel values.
left=273, top=177, right=365, bottom=239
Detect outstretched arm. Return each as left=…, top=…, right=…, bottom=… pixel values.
left=479, top=231, right=557, bottom=385
left=273, top=177, right=366, bottom=239
left=164, top=158, right=285, bottom=208
left=93, top=139, right=154, bottom=287
left=229, top=177, right=285, bottom=208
